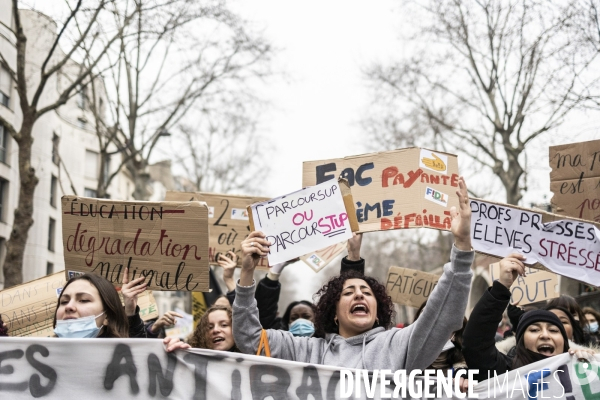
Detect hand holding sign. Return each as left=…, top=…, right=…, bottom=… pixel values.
left=218, top=251, right=238, bottom=292
left=450, top=177, right=472, bottom=251
left=121, top=267, right=147, bottom=316
left=347, top=232, right=362, bottom=261
left=240, top=231, right=271, bottom=286
left=497, top=254, right=527, bottom=289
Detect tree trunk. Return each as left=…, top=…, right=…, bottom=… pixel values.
left=3, top=118, right=38, bottom=288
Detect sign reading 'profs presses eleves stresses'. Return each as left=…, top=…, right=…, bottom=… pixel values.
left=61, top=196, right=210, bottom=292
left=248, top=179, right=359, bottom=265
left=303, top=148, right=460, bottom=233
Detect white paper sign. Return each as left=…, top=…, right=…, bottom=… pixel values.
left=471, top=200, right=600, bottom=286
left=250, top=180, right=353, bottom=264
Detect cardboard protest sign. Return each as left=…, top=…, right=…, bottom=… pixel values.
left=489, top=263, right=559, bottom=305
left=303, top=148, right=460, bottom=233
left=550, top=139, right=600, bottom=223
left=165, top=191, right=270, bottom=268
left=61, top=196, right=210, bottom=292
left=118, top=290, right=159, bottom=322
left=385, top=266, right=440, bottom=308
left=248, top=179, right=359, bottom=265
left=300, top=241, right=347, bottom=272
left=471, top=199, right=600, bottom=286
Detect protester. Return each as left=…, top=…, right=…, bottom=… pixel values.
left=188, top=304, right=237, bottom=351
left=145, top=310, right=184, bottom=339
left=213, top=295, right=231, bottom=308
left=232, top=177, right=474, bottom=370
left=583, top=307, right=600, bottom=343
left=547, top=295, right=596, bottom=345
left=463, top=253, right=594, bottom=382
left=0, top=316, right=8, bottom=336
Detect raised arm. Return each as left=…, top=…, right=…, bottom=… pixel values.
left=341, top=233, right=365, bottom=274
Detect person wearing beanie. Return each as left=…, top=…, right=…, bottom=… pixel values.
left=463, top=253, right=593, bottom=382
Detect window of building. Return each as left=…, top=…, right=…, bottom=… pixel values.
left=0, top=66, right=10, bottom=108
left=52, top=133, right=60, bottom=165
left=0, top=124, right=7, bottom=164
left=77, top=118, right=87, bottom=129
left=48, top=218, right=55, bottom=252
left=84, top=187, right=97, bottom=198
left=46, top=262, right=54, bottom=275
left=85, top=150, right=98, bottom=179
left=50, top=175, right=57, bottom=207
left=77, top=85, right=87, bottom=109
left=0, top=179, right=7, bottom=222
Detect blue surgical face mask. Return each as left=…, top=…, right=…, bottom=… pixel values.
left=590, top=322, right=599, bottom=333
left=289, top=318, right=315, bottom=337
left=54, top=312, right=105, bottom=338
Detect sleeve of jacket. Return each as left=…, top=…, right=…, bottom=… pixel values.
left=128, top=306, right=147, bottom=338
left=226, top=289, right=235, bottom=305
left=404, top=246, right=474, bottom=371
left=232, top=281, right=322, bottom=362
left=255, top=275, right=281, bottom=329
left=463, top=280, right=513, bottom=382
left=340, top=256, right=365, bottom=274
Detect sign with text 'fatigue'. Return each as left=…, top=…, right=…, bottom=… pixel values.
left=386, top=267, right=440, bottom=308
left=471, top=199, right=600, bottom=286
left=248, top=179, right=359, bottom=265
left=303, top=148, right=460, bottom=233
left=165, top=191, right=270, bottom=268
left=300, top=241, right=347, bottom=272
left=489, top=263, right=559, bottom=305
left=61, top=197, right=210, bottom=292
left=550, top=139, right=600, bottom=223
left=0, top=338, right=598, bottom=399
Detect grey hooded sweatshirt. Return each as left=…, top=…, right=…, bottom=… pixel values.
left=232, top=245, right=473, bottom=371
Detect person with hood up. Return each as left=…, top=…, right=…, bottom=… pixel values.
left=232, top=177, right=474, bottom=370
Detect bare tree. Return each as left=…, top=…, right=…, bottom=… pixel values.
left=365, top=0, right=600, bottom=205
left=0, top=0, right=137, bottom=287
left=81, top=0, right=273, bottom=199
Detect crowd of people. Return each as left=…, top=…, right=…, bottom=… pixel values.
left=1, top=176, right=599, bottom=391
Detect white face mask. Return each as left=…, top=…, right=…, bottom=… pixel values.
left=54, top=312, right=105, bottom=338
left=589, top=322, right=599, bottom=333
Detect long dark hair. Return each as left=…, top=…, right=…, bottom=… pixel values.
left=546, top=305, right=585, bottom=345
left=313, top=270, right=394, bottom=338
left=188, top=305, right=238, bottom=351
left=53, top=274, right=129, bottom=338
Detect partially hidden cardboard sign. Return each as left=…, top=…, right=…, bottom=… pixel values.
left=489, top=263, right=559, bottom=305
left=470, top=198, right=600, bottom=286
left=300, top=241, right=347, bottom=272
left=248, top=179, right=359, bottom=265
left=550, top=139, right=600, bottom=223
left=303, top=147, right=460, bottom=233
left=165, top=191, right=270, bottom=269
left=0, top=271, right=158, bottom=337
left=61, top=196, right=210, bottom=292
left=385, top=266, right=440, bottom=308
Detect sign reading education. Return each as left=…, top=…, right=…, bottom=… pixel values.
left=489, top=263, right=559, bottom=305
left=386, top=266, right=440, bottom=308
left=165, top=191, right=269, bottom=268
left=303, top=148, right=460, bottom=233
left=248, top=179, right=358, bottom=265
left=61, top=197, right=210, bottom=292
left=471, top=199, right=600, bottom=286
left=550, top=139, right=600, bottom=223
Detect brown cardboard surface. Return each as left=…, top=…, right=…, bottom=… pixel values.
left=166, top=191, right=269, bottom=269
left=61, top=196, right=209, bottom=291
left=385, top=266, right=441, bottom=308
left=303, top=147, right=459, bottom=233
left=0, top=272, right=159, bottom=337
left=549, top=140, right=600, bottom=223
left=300, top=241, right=347, bottom=272
left=489, top=263, right=559, bottom=305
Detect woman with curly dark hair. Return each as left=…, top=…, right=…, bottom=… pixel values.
left=188, top=305, right=238, bottom=351
left=232, top=177, right=475, bottom=370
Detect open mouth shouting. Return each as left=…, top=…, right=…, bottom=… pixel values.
left=350, top=303, right=370, bottom=316
left=537, top=344, right=556, bottom=356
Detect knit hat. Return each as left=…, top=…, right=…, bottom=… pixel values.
left=515, top=310, right=569, bottom=352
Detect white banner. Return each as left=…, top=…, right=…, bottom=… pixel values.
left=0, top=338, right=598, bottom=399
left=470, top=200, right=600, bottom=286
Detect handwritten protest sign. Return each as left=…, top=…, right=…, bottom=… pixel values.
left=471, top=199, right=600, bottom=286
left=61, top=197, right=210, bottom=292
left=489, top=263, right=559, bottom=305
left=248, top=179, right=359, bottom=265
left=300, top=241, right=347, bottom=272
left=303, top=148, right=460, bottom=233
left=550, top=139, right=600, bottom=223
left=0, top=272, right=158, bottom=337
left=386, top=266, right=440, bottom=308
left=165, top=191, right=269, bottom=268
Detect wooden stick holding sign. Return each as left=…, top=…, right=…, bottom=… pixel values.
left=470, top=198, right=600, bottom=286
left=385, top=266, right=440, bottom=308
left=247, top=179, right=359, bottom=265
left=61, top=196, right=210, bottom=292
left=489, top=263, right=559, bottom=305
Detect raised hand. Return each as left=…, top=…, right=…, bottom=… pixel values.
left=450, top=176, right=472, bottom=251
left=347, top=232, right=363, bottom=261
left=218, top=251, right=238, bottom=292
left=239, top=231, right=271, bottom=286
left=498, top=253, right=526, bottom=289
left=151, top=311, right=184, bottom=334
left=121, top=267, right=147, bottom=316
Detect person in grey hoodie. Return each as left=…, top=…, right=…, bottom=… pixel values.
left=232, top=177, right=474, bottom=371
